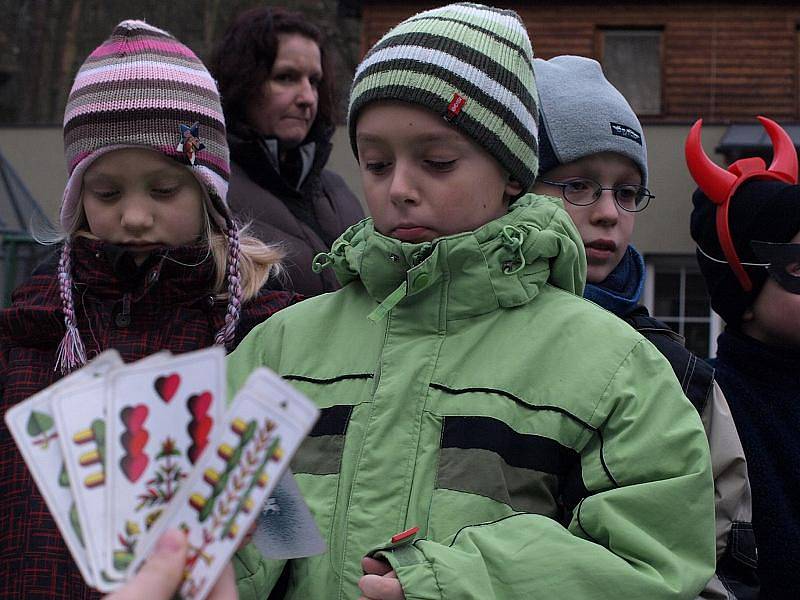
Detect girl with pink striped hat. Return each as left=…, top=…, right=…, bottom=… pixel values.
left=0, top=20, right=297, bottom=599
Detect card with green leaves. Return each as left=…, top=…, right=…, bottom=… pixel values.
left=4, top=350, right=123, bottom=589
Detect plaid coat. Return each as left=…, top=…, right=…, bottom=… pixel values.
left=0, top=237, right=298, bottom=599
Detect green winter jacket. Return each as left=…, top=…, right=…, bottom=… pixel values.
left=229, top=194, right=716, bottom=599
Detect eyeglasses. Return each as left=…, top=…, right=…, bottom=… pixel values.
left=538, top=178, right=654, bottom=212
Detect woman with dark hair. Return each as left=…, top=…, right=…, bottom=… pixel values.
left=210, top=7, right=363, bottom=296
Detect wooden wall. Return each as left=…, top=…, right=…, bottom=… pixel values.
left=361, top=1, right=800, bottom=123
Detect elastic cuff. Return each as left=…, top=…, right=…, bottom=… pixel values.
left=374, top=543, right=443, bottom=600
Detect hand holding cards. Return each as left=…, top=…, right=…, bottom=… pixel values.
left=5, top=348, right=321, bottom=599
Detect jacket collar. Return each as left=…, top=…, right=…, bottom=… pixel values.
left=1, top=237, right=219, bottom=346
left=227, top=119, right=334, bottom=199
left=258, top=137, right=317, bottom=190
left=716, top=328, right=800, bottom=383
left=315, top=194, right=586, bottom=321
left=69, top=236, right=217, bottom=304
left=583, top=245, right=646, bottom=316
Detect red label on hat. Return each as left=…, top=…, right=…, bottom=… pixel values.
left=445, top=94, right=466, bottom=121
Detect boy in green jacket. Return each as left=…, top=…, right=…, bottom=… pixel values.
left=229, top=3, right=716, bottom=599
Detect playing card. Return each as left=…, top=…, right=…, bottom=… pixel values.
left=104, top=347, right=225, bottom=578
left=4, top=350, right=123, bottom=589
left=252, top=470, right=326, bottom=560
left=53, top=372, right=118, bottom=592
left=52, top=351, right=171, bottom=592
left=130, top=367, right=319, bottom=600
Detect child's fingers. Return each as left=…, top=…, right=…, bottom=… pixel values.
left=238, top=522, right=258, bottom=550
left=361, top=556, right=394, bottom=576
left=104, top=529, right=188, bottom=600
left=358, top=573, right=405, bottom=600
left=207, top=562, right=238, bottom=599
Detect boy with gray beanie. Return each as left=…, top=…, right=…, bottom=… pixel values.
left=532, top=55, right=757, bottom=599
left=229, top=6, right=715, bottom=599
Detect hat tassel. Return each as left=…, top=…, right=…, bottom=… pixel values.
left=55, top=239, right=88, bottom=374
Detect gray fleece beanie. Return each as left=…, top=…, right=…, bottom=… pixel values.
left=533, top=55, right=648, bottom=187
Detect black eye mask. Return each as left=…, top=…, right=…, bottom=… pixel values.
left=750, top=241, right=800, bottom=294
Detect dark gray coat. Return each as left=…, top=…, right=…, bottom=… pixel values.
left=227, top=123, right=364, bottom=296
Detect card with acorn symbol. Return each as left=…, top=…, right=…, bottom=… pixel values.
left=130, top=367, right=318, bottom=600
left=53, top=376, right=117, bottom=592
left=3, top=350, right=123, bottom=589
left=104, top=346, right=225, bottom=580
left=52, top=351, right=171, bottom=593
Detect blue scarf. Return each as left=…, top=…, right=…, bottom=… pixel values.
left=583, top=245, right=645, bottom=317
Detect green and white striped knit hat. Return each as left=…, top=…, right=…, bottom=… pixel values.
left=347, top=2, right=539, bottom=190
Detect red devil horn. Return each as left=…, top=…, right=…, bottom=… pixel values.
left=758, top=115, right=799, bottom=184
left=685, top=119, right=737, bottom=203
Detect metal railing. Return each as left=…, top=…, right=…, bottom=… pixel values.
left=1, top=145, right=53, bottom=307
left=0, top=231, right=48, bottom=307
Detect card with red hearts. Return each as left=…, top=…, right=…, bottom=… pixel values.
left=130, top=367, right=319, bottom=600
left=104, top=346, right=225, bottom=579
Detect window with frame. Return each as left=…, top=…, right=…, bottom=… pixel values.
left=643, top=255, right=721, bottom=358
left=601, top=29, right=662, bottom=116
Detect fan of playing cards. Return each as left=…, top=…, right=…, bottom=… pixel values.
left=5, top=347, right=323, bottom=599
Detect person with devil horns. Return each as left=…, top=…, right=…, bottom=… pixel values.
left=687, top=116, right=800, bottom=600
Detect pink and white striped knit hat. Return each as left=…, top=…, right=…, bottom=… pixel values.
left=56, top=19, right=244, bottom=373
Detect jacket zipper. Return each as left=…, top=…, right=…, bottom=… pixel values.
left=370, top=313, right=392, bottom=397
left=115, top=293, right=132, bottom=327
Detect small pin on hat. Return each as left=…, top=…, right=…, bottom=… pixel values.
left=177, top=122, right=206, bottom=165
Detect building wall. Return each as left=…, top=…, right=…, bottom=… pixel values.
left=361, top=0, right=800, bottom=123
left=328, top=126, right=366, bottom=211
left=0, top=127, right=67, bottom=226
left=634, top=124, right=725, bottom=253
